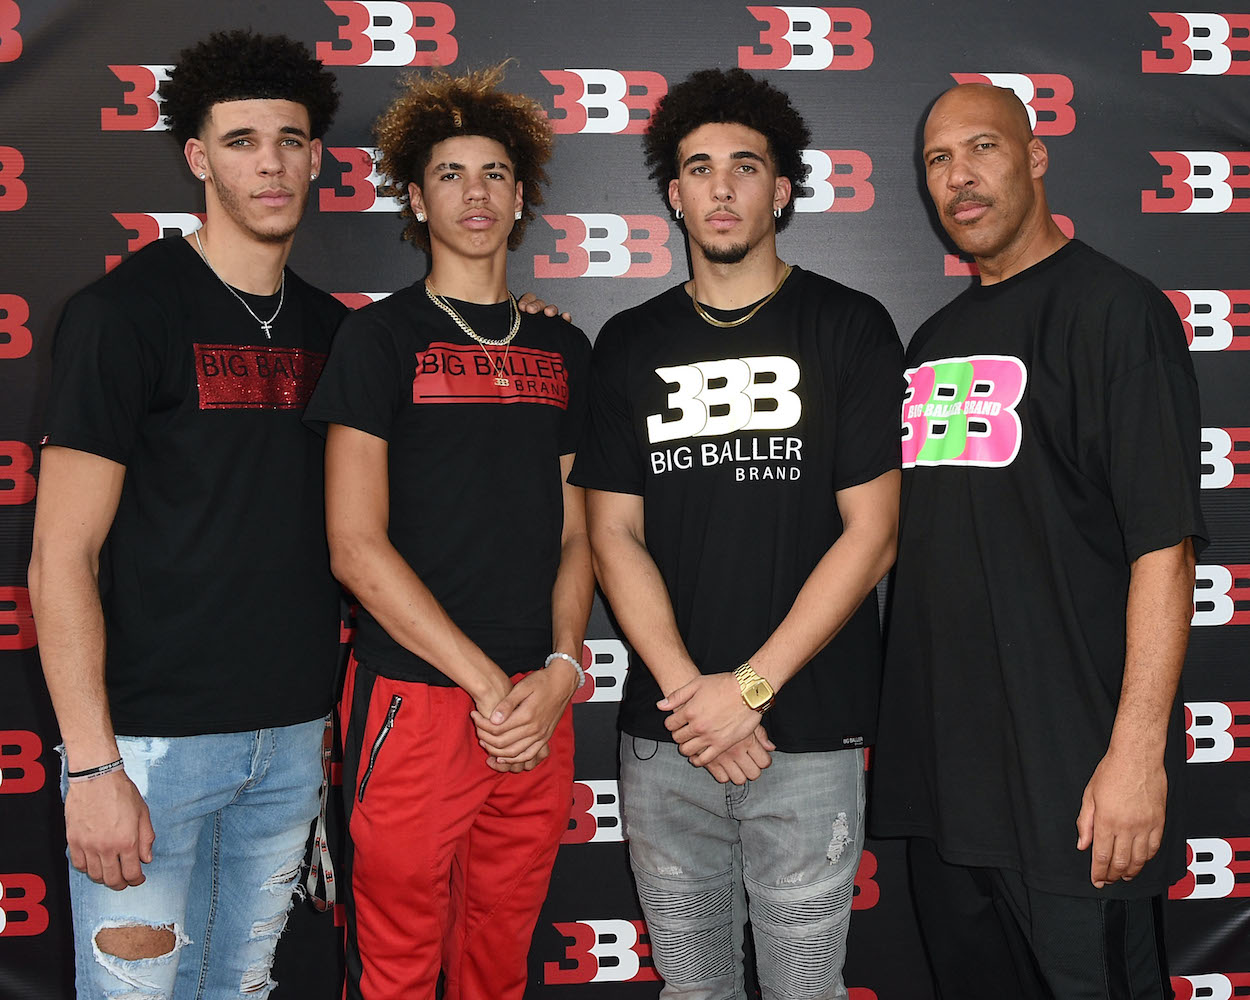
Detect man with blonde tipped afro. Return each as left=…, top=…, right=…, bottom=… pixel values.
left=305, top=65, right=593, bottom=1000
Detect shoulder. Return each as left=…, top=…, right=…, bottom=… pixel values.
left=595, top=283, right=691, bottom=351
left=519, top=309, right=591, bottom=362
left=331, top=282, right=426, bottom=343
left=57, top=239, right=194, bottom=340
left=789, top=267, right=900, bottom=348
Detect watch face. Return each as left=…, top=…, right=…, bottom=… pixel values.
left=744, top=680, right=772, bottom=709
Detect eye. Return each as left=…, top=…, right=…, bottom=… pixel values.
left=439, top=171, right=460, bottom=181
left=737, top=163, right=757, bottom=173
left=975, top=142, right=996, bottom=151
left=690, top=164, right=710, bottom=174
left=280, top=137, right=303, bottom=147
left=486, top=170, right=506, bottom=180
left=927, top=153, right=949, bottom=166
left=228, top=138, right=251, bottom=148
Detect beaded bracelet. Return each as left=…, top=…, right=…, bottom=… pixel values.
left=545, top=651, right=586, bottom=689
left=67, top=758, right=125, bottom=784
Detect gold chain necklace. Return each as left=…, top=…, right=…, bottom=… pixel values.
left=425, top=279, right=520, bottom=386
left=690, top=263, right=792, bottom=329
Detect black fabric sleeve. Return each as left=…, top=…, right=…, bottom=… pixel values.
left=41, top=291, right=163, bottom=464
left=832, top=297, right=905, bottom=492
left=568, top=318, right=644, bottom=495
left=1103, top=286, right=1208, bottom=561
left=303, top=309, right=404, bottom=441
left=559, top=325, right=593, bottom=456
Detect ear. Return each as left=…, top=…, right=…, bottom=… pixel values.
left=407, top=180, right=425, bottom=218
left=310, top=138, right=323, bottom=180
left=184, top=138, right=207, bottom=181
left=773, top=175, right=792, bottom=214
left=667, top=177, right=682, bottom=216
left=1028, top=137, right=1049, bottom=179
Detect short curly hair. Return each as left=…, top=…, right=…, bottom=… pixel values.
left=373, top=63, right=553, bottom=251
left=162, top=30, right=339, bottom=146
left=643, top=68, right=811, bottom=233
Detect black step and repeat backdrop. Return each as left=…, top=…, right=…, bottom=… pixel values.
left=1, top=2, right=1247, bottom=998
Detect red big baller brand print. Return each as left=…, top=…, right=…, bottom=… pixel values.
left=412, top=342, right=569, bottom=407
left=194, top=344, right=326, bottom=409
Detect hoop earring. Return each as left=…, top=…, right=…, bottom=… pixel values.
left=675, top=209, right=683, bottom=220
left=774, top=207, right=781, bottom=219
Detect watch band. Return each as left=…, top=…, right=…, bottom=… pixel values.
left=734, top=662, right=775, bottom=712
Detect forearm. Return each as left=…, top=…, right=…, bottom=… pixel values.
left=551, top=530, right=594, bottom=660
left=331, top=535, right=509, bottom=704
left=590, top=524, right=699, bottom=696
left=1107, top=539, right=1195, bottom=761
left=28, top=545, right=119, bottom=770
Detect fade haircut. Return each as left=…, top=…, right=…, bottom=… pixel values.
left=373, top=63, right=554, bottom=251
left=643, top=67, right=812, bottom=233
left=161, top=30, right=340, bottom=145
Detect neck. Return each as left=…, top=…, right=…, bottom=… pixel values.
left=189, top=219, right=290, bottom=295
left=425, top=250, right=510, bottom=304
left=976, top=213, right=1069, bottom=286
left=689, top=237, right=786, bottom=309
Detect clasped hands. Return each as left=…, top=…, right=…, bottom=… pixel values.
left=659, top=672, right=774, bottom=786
left=471, top=662, right=578, bottom=773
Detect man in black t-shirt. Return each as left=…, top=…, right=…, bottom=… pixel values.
left=572, top=69, right=902, bottom=999
left=304, top=67, right=593, bottom=1000
left=873, top=84, right=1205, bottom=999
left=29, top=32, right=343, bottom=1000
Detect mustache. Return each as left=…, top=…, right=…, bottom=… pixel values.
left=946, top=192, right=993, bottom=217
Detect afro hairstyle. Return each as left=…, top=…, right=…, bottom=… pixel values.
left=643, top=67, right=812, bottom=233
left=161, top=30, right=339, bottom=146
left=372, top=63, right=553, bottom=251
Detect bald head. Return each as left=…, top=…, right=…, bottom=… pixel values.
left=925, top=84, right=1033, bottom=148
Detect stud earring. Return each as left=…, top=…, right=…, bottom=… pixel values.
left=773, top=207, right=781, bottom=219
left=199, top=173, right=206, bottom=180
left=310, top=173, right=318, bottom=181
left=415, top=212, right=426, bottom=223
left=675, top=209, right=683, bottom=220
left=514, top=210, right=522, bottom=220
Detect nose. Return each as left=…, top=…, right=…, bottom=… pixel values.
left=711, top=167, right=735, bottom=202
left=256, top=140, right=285, bottom=176
left=463, top=171, right=488, bottom=201
left=946, top=151, right=976, bottom=189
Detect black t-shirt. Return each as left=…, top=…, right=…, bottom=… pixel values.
left=570, top=266, right=903, bottom=751
left=873, top=240, right=1207, bottom=897
left=304, top=281, right=591, bottom=683
left=41, top=236, right=346, bottom=736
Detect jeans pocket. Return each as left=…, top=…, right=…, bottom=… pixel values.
left=357, top=694, right=403, bottom=803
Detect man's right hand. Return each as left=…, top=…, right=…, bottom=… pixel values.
left=702, top=725, right=775, bottom=786
left=64, top=769, right=155, bottom=890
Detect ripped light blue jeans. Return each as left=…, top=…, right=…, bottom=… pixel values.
left=620, top=736, right=865, bottom=1000
left=61, top=718, right=324, bottom=1000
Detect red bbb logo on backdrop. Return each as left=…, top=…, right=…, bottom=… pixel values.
left=319, top=147, right=403, bottom=214
left=572, top=638, right=628, bottom=704
left=0, top=731, right=44, bottom=795
left=0, top=0, right=21, bottom=62
left=738, top=6, right=873, bottom=70
left=0, top=294, right=31, bottom=359
left=534, top=214, right=671, bottom=279
left=1192, top=566, right=1250, bottom=626
left=0, top=145, right=27, bottom=212
left=1169, top=838, right=1250, bottom=899
left=948, top=73, right=1075, bottom=135
left=106, top=213, right=204, bottom=271
left=1186, top=702, right=1250, bottom=763
left=541, top=70, right=666, bottom=135
left=1173, top=974, right=1250, bottom=999
left=101, top=65, right=173, bottom=131
left=563, top=779, right=623, bottom=844
left=1202, top=428, right=1250, bottom=489
left=1166, top=289, right=1250, bottom=351
left=1143, top=13, right=1250, bottom=74
left=0, top=586, right=36, bottom=649
left=1142, top=152, right=1250, bottom=213
left=0, top=441, right=35, bottom=504
left=315, top=1, right=456, bottom=66
left=544, top=919, right=660, bottom=984
left=0, top=874, right=49, bottom=937
left=945, top=215, right=1074, bottom=276
left=795, top=150, right=874, bottom=212
left=331, top=291, right=392, bottom=310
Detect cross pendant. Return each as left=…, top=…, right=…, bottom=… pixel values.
left=260, top=322, right=272, bottom=338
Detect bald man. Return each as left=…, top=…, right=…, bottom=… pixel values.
left=873, top=84, right=1205, bottom=999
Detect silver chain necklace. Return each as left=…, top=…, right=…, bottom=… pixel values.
left=194, top=229, right=284, bottom=339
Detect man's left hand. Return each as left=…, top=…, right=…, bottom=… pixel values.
left=517, top=292, right=571, bottom=323
left=660, top=672, right=760, bottom=766
left=1076, top=749, right=1167, bottom=888
left=472, top=664, right=577, bottom=767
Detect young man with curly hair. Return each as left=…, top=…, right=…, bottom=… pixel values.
left=571, top=68, right=902, bottom=999
left=29, top=30, right=343, bottom=999
left=304, top=65, right=593, bottom=1000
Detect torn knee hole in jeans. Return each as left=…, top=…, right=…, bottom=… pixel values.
left=93, top=921, right=186, bottom=961
left=241, top=959, right=277, bottom=997
left=826, top=812, right=850, bottom=864
left=261, top=855, right=302, bottom=894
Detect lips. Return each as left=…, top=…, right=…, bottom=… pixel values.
left=706, top=212, right=742, bottom=231
left=255, top=189, right=294, bottom=207
left=459, top=212, right=497, bottom=230
left=948, top=195, right=992, bottom=223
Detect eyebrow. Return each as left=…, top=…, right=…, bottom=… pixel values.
left=219, top=125, right=309, bottom=141
left=679, top=150, right=768, bottom=170
left=431, top=161, right=513, bottom=173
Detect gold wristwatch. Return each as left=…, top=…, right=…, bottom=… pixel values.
left=734, top=662, right=775, bottom=712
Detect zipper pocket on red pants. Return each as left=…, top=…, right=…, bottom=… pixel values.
left=357, top=694, right=402, bottom=803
